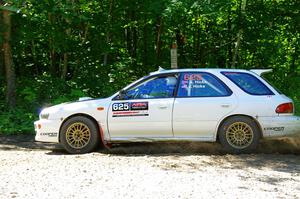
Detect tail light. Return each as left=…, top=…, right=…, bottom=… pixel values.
left=276, top=103, right=294, bottom=114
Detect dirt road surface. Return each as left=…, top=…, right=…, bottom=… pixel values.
left=0, top=135, right=300, bottom=199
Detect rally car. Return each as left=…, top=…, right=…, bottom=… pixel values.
left=34, top=68, right=300, bottom=154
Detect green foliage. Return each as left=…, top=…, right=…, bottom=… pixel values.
left=279, top=76, right=300, bottom=116
left=265, top=72, right=300, bottom=115
left=0, top=104, right=36, bottom=134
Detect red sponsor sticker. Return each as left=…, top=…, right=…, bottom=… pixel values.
left=113, top=111, right=139, bottom=115
left=131, top=102, right=147, bottom=107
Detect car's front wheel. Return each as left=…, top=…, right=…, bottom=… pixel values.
left=218, top=116, right=260, bottom=153
left=60, top=116, right=100, bottom=154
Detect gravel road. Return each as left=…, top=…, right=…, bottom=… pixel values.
left=0, top=135, right=300, bottom=199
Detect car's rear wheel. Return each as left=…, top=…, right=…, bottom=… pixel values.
left=218, top=116, right=260, bottom=153
left=60, top=116, right=100, bottom=154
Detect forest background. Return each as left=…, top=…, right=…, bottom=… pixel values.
left=0, top=0, right=299, bottom=134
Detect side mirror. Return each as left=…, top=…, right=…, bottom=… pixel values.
left=118, top=90, right=127, bottom=100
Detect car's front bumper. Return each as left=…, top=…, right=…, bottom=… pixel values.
left=34, top=119, right=61, bottom=143
left=259, top=116, right=300, bottom=137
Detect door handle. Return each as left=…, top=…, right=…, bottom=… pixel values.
left=221, top=104, right=231, bottom=108
left=158, top=106, right=168, bottom=109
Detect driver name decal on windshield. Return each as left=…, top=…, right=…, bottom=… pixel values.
left=112, top=102, right=149, bottom=117
left=181, top=73, right=207, bottom=89
left=184, top=74, right=202, bottom=81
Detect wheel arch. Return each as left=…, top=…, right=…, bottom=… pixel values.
left=216, top=114, right=263, bottom=140
left=59, top=113, right=101, bottom=143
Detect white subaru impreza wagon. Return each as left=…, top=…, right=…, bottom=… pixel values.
left=34, top=68, right=300, bottom=154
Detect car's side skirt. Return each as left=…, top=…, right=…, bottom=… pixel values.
left=108, top=136, right=216, bottom=143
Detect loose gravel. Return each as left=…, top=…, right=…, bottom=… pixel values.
left=0, top=135, right=300, bottom=199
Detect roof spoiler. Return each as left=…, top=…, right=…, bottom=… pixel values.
left=250, top=69, right=272, bottom=76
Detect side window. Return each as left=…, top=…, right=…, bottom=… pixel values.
left=222, top=72, right=274, bottom=95
left=123, top=75, right=177, bottom=99
left=177, top=72, right=231, bottom=97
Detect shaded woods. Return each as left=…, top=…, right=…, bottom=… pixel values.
left=0, top=0, right=299, bottom=134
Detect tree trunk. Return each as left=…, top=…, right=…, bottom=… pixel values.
left=176, top=29, right=186, bottom=67
left=0, top=47, right=4, bottom=79
left=155, top=17, right=163, bottom=65
left=61, top=53, right=68, bottom=79
left=232, top=0, right=247, bottom=68
left=125, top=28, right=131, bottom=56
left=2, top=9, right=16, bottom=108
left=142, top=18, right=148, bottom=66
left=49, top=47, right=56, bottom=75
left=132, top=15, right=137, bottom=60
left=61, top=22, right=71, bottom=80
left=227, top=5, right=233, bottom=68
left=103, top=0, right=113, bottom=67
left=232, top=30, right=242, bottom=68
left=290, top=44, right=298, bottom=74
left=48, top=13, right=57, bottom=76
left=0, top=12, right=4, bottom=78
left=193, top=23, right=197, bottom=67
left=125, top=10, right=137, bottom=60
left=196, top=21, right=201, bottom=65
left=31, top=40, right=39, bottom=75
left=73, top=23, right=89, bottom=79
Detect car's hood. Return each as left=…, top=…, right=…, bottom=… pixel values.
left=40, top=97, right=110, bottom=119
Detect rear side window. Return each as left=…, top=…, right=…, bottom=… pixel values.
left=177, top=72, right=232, bottom=97
left=222, top=72, right=274, bottom=95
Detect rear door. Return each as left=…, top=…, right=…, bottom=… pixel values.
left=108, top=74, right=178, bottom=139
left=173, top=72, right=237, bottom=139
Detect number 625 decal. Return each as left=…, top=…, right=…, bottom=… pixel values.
left=112, top=102, right=130, bottom=111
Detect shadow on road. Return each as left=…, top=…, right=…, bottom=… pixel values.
left=1, top=134, right=300, bottom=155
left=0, top=134, right=62, bottom=151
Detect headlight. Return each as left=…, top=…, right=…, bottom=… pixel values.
left=40, top=113, right=49, bottom=119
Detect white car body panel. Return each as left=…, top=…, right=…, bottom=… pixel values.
left=173, top=95, right=237, bottom=139
left=34, top=119, right=61, bottom=142
left=34, top=68, right=300, bottom=144
left=108, top=98, right=174, bottom=138
left=35, top=98, right=112, bottom=143
left=259, top=116, right=300, bottom=137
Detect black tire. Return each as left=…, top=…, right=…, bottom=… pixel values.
left=60, top=116, right=100, bottom=154
left=218, top=116, right=260, bottom=154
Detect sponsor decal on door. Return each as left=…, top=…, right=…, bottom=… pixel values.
left=112, top=102, right=149, bottom=117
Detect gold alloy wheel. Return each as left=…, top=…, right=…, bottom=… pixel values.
left=66, top=122, right=91, bottom=149
left=225, top=122, right=254, bottom=149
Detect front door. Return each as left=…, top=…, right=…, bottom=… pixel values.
left=108, top=74, right=178, bottom=139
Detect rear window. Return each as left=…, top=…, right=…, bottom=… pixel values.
left=222, top=72, right=274, bottom=95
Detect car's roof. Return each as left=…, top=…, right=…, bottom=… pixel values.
left=149, top=68, right=251, bottom=75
